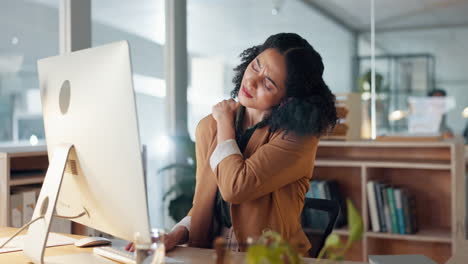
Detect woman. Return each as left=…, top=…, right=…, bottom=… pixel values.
left=129, top=32, right=337, bottom=256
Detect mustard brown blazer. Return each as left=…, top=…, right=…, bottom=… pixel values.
left=187, top=114, right=319, bottom=255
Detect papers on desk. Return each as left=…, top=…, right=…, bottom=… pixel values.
left=407, top=96, right=455, bottom=134
left=0, top=233, right=76, bottom=253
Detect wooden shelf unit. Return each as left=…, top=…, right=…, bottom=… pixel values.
left=0, top=145, right=48, bottom=227
left=1, top=145, right=120, bottom=237
left=313, top=140, right=465, bottom=264
left=322, top=93, right=362, bottom=141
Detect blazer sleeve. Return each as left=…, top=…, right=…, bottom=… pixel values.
left=212, top=132, right=318, bottom=204
left=187, top=116, right=215, bottom=215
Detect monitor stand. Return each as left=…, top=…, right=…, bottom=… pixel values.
left=23, top=143, right=75, bottom=264
left=21, top=144, right=150, bottom=264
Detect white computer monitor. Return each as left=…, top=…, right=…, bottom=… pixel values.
left=24, top=41, right=151, bottom=263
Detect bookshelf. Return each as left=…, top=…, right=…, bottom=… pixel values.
left=0, top=145, right=117, bottom=237
left=0, top=145, right=48, bottom=227
left=314, top=139, right=465, bottom=264
left=322, top=93, right=362, bottom=141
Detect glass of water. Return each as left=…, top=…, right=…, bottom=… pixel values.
left=149, top=228, right=166, bottom=264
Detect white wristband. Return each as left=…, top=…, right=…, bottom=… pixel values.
left=210, top=139, right=242, bottom=169
left=171, top=216, right=191, bottom=232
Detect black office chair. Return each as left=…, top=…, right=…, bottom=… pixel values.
left=301, top=198, right=341, bottom=258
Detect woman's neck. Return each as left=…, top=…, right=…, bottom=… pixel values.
left=243, top=107, right=270, bottom=128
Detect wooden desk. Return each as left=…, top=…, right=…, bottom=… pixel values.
left=0, top=227, right=366, bottom=264
left=0, top=227, right=93, bottom=263
left=166, top=247, right=366, bottom=264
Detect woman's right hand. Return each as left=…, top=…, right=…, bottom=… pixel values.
left=164, top=226, right=188, bottom=251
left=125, top=226, right=189, bottom=253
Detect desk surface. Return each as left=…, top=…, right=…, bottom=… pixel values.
left=0, top=227, right=366, bottom=264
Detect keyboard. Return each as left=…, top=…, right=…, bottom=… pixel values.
left=94, top=246, right=135, bottom=264
left=93, top=243, right=184, bottom=263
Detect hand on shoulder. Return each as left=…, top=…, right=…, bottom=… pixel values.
left=212, top=99, right=240, bottom=123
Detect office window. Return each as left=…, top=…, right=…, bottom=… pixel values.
left=92, top=0, right=166, bottom=227
left=0, top=0, right=58, bottom=144
left=358, top=2, right=468, bottom=137
left=186, top=0, right=356, bottom=139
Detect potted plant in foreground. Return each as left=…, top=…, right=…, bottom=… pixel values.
left=246, top=199, right=363, bottom=264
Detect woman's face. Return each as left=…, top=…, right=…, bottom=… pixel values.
left=238, top=48, right=287, bottom=111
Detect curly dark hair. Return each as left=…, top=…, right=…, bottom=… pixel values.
left=231, top=33, right=337, bottom=136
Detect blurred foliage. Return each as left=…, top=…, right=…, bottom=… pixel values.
left=316, top=199, right=363, bottom=263
left=358, top=70, right=386, bottom=94
left=161, top=135, right=196, bottom=222
left=246, top=230, right=303, bottom=264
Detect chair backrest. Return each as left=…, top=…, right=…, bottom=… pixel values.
left=301, top=198, right=341, bottom=258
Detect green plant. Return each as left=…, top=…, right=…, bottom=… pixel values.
left=316, top=199, right=363, bottom=263
left=246, top=230, right=303, bottom=264
left=160, top=135, right=196, bottom=222
left=358, top=70, right=385, bottom=94
left=245, top=199, right=363, bottom=264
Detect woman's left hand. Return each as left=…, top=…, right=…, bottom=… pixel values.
left=212, top=99, right=239, bottom=123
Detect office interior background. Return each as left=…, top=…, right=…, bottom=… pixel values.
left=1, top=0, right=468, bottom=262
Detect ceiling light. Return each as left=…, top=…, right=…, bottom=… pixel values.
left=389, top=110, right=408, bottom=121
left=271, top=0, right=285, bottom=15
left=11, top=36, right=19, bottom=45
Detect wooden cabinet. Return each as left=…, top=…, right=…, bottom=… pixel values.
left=0, top=145, right=48, bottom=227
left=0, top=145, right=117, bottom=237
left=322, top=93, right=362, bottom=141
left=313, top=140, right=465, bottom=264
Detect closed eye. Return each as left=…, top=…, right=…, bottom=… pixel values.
left=252, top=61, right=259, bottom=72
left=263, top=80, right=273, bottom=91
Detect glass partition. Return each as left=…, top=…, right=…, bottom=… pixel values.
left=186, top=0, right=357, bottom=139
left=360, top=0, right=468, bottom=139
left=91, top=0, right=167, bottom=227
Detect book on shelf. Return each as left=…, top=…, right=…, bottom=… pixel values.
left=22, top=189, right=38, bottom=225
left=367, top=181, right=380, bottom=232
left=405, top=192, right=419, bottom=234
left=386, top=187, right=399, bottom=234
left=374, top=183, right=387, bottom=232
left=9, top=186, right=72, bottom=234
left=367, top=181, right=419, bottom=235
left=10, top=186, right=38, bottom=227
left=381, top=184, right=393, bottom=233
left=10, top=193, right=22, bottom=228
left=394, top=188, right=406, bottom=234
left=402, top=189, right=412, bottom=234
